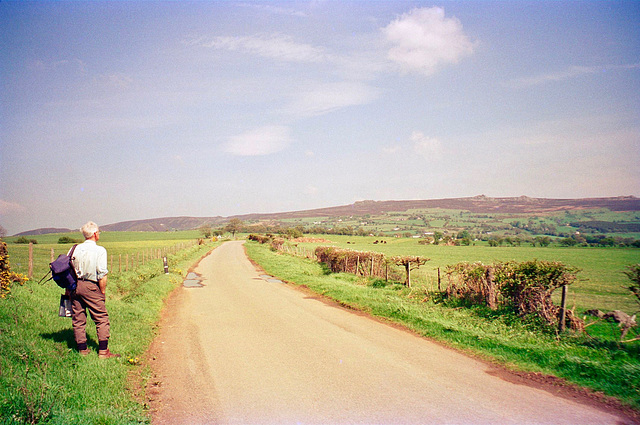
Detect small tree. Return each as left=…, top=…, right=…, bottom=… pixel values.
left=624, top=264, right=640, bottom=310
left=224, top=218, right=244, bottom=239
left=390, top=255, right=430, bottom=287
left=0, top=225, right=6, bottom=239
left=199, top=224, right=213, bottom=239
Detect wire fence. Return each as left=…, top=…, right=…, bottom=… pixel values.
left=7, top=240, right=201, bottom=280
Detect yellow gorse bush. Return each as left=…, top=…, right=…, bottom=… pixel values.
left=0, top=241, right=28, bottom=298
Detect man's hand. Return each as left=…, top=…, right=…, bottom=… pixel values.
left=98, top=276, right=108, bottom=295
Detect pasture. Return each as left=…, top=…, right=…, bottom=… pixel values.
left=291, top=235, right=640, bottom=314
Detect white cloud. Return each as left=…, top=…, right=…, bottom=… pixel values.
left=382, top=145, right=401, bottom=154
left=238, top=3, right=307, bottom=18
left=0, top=199, right=26, bottom=214
left=284, top=81, right=380, bottom=117
left=505, top=63, right=640, bottom=88
left=411, top=131, right=442, bottom=159
left=224, top=125, right=292, bottom=156
left=194, top=34, right=327, bottom=63
left=382, top=7, right=475, bottom=75
left=304, top=185, right=318, bottom=195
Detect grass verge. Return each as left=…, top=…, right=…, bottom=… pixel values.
left=245, top=241, right=640, bottom=413
left=0, top=240, right=219, bottom=424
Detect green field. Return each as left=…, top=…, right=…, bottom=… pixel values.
left=277, top=207, right=640, bottom=240
left=290, top=235, right=640, bottom=314
left=0, top=232, right=218, bottom=424
left=3, top=231, right=203, bottom=282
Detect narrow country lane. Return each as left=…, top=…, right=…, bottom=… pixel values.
left=149, top=241, right=628, bottom=425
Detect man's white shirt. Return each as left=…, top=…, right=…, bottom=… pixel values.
left=70, top=240, right=108, bottom=282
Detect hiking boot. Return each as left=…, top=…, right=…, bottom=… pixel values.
left=79, top=349, right=91, bottom=356
left=98, top=349, right=121, bottom=359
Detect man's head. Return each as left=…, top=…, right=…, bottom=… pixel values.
left=81, top=221, right=100, bottom=240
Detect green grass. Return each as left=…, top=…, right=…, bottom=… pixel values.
left=293, top=235, right=640, bottom=314
left=4, top=231, right=202, bottom=275
left=1, top=234, right=220, bottom=424
left=245, top=240, right=640, bottom=412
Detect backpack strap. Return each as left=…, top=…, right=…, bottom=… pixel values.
left=39, top=244, right=79, bottom=285
left=37, top=270, right=52, bottom=285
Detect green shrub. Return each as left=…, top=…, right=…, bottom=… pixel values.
left=446, top=260, right=582, bottom=330
left=57, top=236, right=81, bottom=244
left=624, top=264, right=640, bottom=309
left=14, top=236, right=36, bottom=244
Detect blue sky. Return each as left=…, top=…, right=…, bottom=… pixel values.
left=1, top=1, right=639, bottom=235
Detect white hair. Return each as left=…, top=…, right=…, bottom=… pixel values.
left=81, top=221, right=99, bottom=239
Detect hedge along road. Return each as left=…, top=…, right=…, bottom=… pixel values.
left=148, top=241, right=628, bottom=425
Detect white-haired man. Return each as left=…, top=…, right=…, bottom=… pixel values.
left=69, top=221, right=120, bottom=358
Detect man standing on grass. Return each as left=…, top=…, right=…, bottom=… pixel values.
left=69, top=221, right=120, bottom=359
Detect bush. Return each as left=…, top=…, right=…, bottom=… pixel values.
left=14, top=236, right=36, bottom=244
left=0, top=242, right=28, bottom=298
left=624, top=264, right=640, bottom=309
left=446, top=260, right=583, bottom=330
left=57, top=236, right=81, bottom=244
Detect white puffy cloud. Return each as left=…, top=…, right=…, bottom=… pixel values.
left=382, top=7, right=475, bottom=75
left=411, top=131, right=442, bottom=159
left=224, top=125, right=292, bottom=156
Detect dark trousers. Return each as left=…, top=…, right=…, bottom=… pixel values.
left=71, top=279, right=111, bottom=345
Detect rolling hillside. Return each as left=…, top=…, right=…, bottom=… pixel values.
left=15, top=195, right=640, bottom=235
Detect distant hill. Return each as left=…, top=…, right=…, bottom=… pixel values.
left=14, top=227, right=74, bottom=236
left=100, top=216, right=226, bottom=232
left=15, top=195, right=640, bottom=235
left=234, top=195, right=640, bottom=220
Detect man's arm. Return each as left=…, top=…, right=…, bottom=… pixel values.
left=98, top=275, right=108, bottom=295
left=97, top=246, right=108, bottom=294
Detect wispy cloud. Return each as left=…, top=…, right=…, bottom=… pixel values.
left=223, top=125, right=292, bottom=156
left=29, top=58, right=87, bottom=74
left=411, top=131, right=442, bottom=159
left=283, top=81, right=380, bottom=117
left=382, top=7, right=475, bottom=76
left=505, top=63, right=640, bottom=88
left=0, top=199, right=26, bottom=214
left=237, top=3, right=307, bottom=18
left=190, top=34, right=327, bottom=63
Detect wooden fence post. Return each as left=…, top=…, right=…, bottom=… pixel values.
left=28, top=243, right=33, bottom=278
left=559, top=284, right=568, bottom=332
left=437, top=267, right=441, bottom=291
left=406, top=261, right=411, bottom=288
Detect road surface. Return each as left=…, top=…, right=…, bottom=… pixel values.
left=148, top=241, right=630, bottom=424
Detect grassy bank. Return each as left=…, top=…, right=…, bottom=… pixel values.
left=0, top=236, right=219, bottom=424
left=245, top=241, right=640, bottom=412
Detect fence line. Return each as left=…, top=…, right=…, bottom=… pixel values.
left=22, top=240, right=200, bottom=278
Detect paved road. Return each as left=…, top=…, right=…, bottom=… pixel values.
left=150, top=241, right=627, bottom=424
